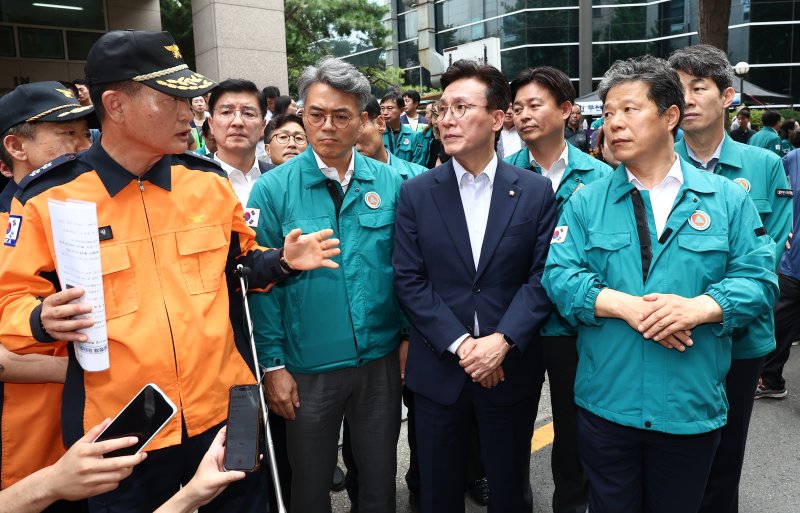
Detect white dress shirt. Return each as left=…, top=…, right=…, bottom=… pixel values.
left=530, top=143, right=569, bottom=193
left=314, top=149, right=355, bottom=193
left=500, top=127, right=524, bottom=157
left=626, top=156, right=684, bottom=238
left=447, top=154, right=498, bottom=354
left=214, top=153, right=262, bottom=207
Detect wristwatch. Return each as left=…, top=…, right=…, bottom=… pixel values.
left=279, top=248, right=296, bottom=274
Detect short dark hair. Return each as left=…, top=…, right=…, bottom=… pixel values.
left=89, top=80, right=144, bottom=122
left=262, top=86, right=280, bottom=99
left=762, top=110, right=782, bottom=128
left=274, top=96, right=294, bottom=116
left=403, top=90, right=421, bottom=104
left=364, top=95, right=381, bottom=121
left=0, top=122, right=37, bottom=169
left=440, top=59, right=510, bottom=113
left=668, top=44, right=734, bottom=93
left=73, top=78, right=87, bottom=86
left=598, top=55, right=684, bottom=136
left=779, top=119, right=797, bottom=139
left=510, top=66, right=576, bottom=106
left=209, top=79, right=266, bottom=117
left=381, top=91, right=404, bottom=109
left=201, top=118, right=212, bottom=137
left=264, top=113, right=304, bottom=143
left=737, top=109, right=751, bottom=119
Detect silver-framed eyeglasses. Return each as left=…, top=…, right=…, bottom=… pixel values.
left=304, top=111, right=353, bottom=129
left=270, top=133, right=308, bottom=145
left=214, top=107, right=261, bottom=122
left=437, top=103, right=487, bottom=120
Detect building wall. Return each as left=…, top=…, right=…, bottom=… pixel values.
left=0, top=0, right=161, bottom=93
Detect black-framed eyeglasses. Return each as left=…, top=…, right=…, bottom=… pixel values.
left=437, top=103, right=487, bottom=120
left=270, top=133, right=308, bottom=145
left=304, top=111, right=353, bottom=129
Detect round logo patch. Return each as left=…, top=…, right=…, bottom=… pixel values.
left=403, top=138, right=410, bottom=145
left=733, top=177, right=751, bottom=192
left=688, top=210, right=711, bottom=231
left=364, top=191, right=382, bottom=209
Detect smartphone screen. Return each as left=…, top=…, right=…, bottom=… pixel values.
left=93, top=383, right=177, bottom=458
left=224, top=384, right=261, bottom=472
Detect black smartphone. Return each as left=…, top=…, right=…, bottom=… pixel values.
left=93, top=383, right=177, bottom=458
left=224, top=384, right=262, bottom=472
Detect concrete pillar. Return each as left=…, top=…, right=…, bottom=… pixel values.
left=191, top=0, right=288, bottom=92
left=578, top=0, right=593, bottom=96
left=106, top=0, right=162, bottom=31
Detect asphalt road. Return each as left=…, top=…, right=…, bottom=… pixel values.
left=330, top=347, right=800, bottom=513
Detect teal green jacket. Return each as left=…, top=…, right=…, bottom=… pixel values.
left=388, top=152, right=427, bottom=180
left=383, top=124, right=426, bottom=166
left=749, top=126, right=782, bottom=156
left=505, top=142, right=613, bottom=337
left=677, top=135, right=790, bottom=359
left=246, top=148, right=406, bottom=373
left=542, top=159, right=777, bottom=434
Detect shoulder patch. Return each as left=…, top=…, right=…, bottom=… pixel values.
left=776, top=188, right=794, bottom=197
left=16, top=154, right=94, bottom=206
left=171, top=151, right=226, bottom=179
left=4, top=215, right=21, bottom=246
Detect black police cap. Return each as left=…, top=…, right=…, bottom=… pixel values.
left=85, top=30, right=216, bottom=98
left=0, top=81, right=94, bottom=135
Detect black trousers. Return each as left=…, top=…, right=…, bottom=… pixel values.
left=699, top=356, right=764, bottom=513
left=88, top=420, right=269, bottom=513
left=761, top=273, right=800, bottom=389
left=577, top=408, right=720, bottom=513
left=539, top=336, right=587, bottom=513
left=267, top=412, right=292, bottom=512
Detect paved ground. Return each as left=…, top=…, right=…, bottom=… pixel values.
left=329, top=348, right=799, bottom=513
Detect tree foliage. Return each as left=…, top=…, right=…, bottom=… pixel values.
left=160, top=0, right=195, bottom=70
left=284, top=0, right=391, bottom=94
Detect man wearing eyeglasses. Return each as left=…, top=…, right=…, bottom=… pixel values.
left=246, top=57, right=407, bottom=513
left=208, top=78, right=270, bottom=206
left=393, top=59, right=557, bottom=513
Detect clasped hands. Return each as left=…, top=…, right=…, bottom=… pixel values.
left=616, top=292, right=721, bottom=351
left=456, top=333, right=509, bottom=389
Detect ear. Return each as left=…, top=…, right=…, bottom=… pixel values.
left=101, top=90, right=127, bottom=124
left=491, top=108, right=505, bottom=132
left=376, top=115, right=386, bottom=134
left=0, top=162, right=11, bottom=179
left=560, top=101, right=573, bottom=121
left=358, top=111, right=369, bottom=133
left=665, top=104, right=681, bottom=133
left=721, top=86, right=735, bottom=109
left=3, top=134, right=28, bottom=164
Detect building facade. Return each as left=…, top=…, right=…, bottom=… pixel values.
left=343, top=0, right=798, bottom=103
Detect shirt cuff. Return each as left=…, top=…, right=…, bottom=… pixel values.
left=265, top=365, right=286, bottom=372
left=448, top=333, right=470, bottom=355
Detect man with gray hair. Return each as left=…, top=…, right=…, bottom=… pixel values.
left=247, top=56, right=406, bottom=513
left=668, top=44, right=791, bottom=513
left=543, top=55, right=777, bottom=513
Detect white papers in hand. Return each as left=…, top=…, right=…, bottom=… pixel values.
left=48, top=199, right=109, bottom=372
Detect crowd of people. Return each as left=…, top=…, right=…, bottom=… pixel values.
left=0, top=27, right=797, bottom=513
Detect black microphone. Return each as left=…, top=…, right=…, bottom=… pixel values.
left=234, top=264, right=252, bottom=276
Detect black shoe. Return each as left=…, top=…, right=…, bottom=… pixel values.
left=467, top=477, right=489, bottom=506
left=331, top=465, right=346, bottom=492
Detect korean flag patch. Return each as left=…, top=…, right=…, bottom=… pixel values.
left=243, top=208, right=260, bottom=227
left=551, top=226, right=568, bottom=244
left=4, top=215, right=22, bottom=247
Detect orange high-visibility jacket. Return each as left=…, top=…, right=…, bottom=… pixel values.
left=0, top=143, right=286, bottom=452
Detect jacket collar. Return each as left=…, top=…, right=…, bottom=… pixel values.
left=609, top=155, right=715, bottom=203
left=676, top=133, right=743, bottom=171
left=298, top=146, right=376, bottom=189
left=0, top=179, right=19, bottom=213
left=84, top=138, right=172, bottom=197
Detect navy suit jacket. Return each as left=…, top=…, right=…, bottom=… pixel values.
left=393, top=158, right=557, bottom=406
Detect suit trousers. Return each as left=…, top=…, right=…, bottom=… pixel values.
left=88, top=420, right=269, bottom=513
left=761, top=273, right=800, bottom=389
left=539, top=336, right=587, bottom=513
left=698, top=356, right=764, bottom=513
left=286, top=350, right=401, bottom=513
left=577, top=408, right=720, bottom=513
left=414, top=381, right=539, bottom=513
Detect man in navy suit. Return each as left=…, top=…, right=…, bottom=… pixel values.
left=393, top=59, right=558, bottom=513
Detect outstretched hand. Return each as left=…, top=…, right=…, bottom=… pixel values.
left=283, top=228, right=340, bottom=271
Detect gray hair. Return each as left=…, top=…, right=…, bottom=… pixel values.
left=297, top=56, right=371, bottom=111
left=598, top=55, right=684, bottom=135
left=668, top=44, right=734, bottom=92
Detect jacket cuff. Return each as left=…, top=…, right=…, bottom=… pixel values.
left=705, top=290, right=732, bottom=337
left=30, top=302, right=57, bottom=343
left=577, top=283, right=605, bottom=327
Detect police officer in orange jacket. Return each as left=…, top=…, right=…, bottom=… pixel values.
left=0, top=30, right=339, bottom=513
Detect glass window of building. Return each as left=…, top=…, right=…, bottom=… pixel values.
left=0, top=0, right=106, bottom=31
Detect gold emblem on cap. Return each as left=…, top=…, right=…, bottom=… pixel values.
left=164, top=44, right=182, bottom=59
left=156, top=73, right=214, bottom=91
left=56, top=88, right=75, bottom=98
